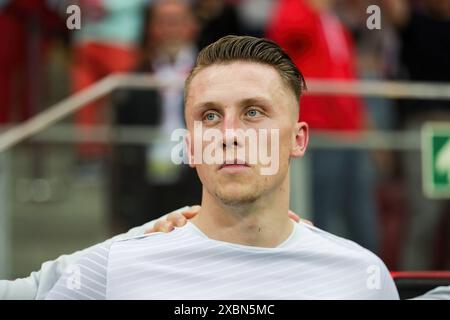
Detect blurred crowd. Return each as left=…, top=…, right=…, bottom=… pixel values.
left=0, top=0, right=449, bottom=271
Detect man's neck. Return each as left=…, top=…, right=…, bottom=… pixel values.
left=190, top=176, right=293, bottom=248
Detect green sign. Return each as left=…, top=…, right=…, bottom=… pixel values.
left=421, top=122, right=450, bottom=198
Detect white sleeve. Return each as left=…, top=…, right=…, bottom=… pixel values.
left=379, top=262, right=400, bottom=300
left=412, top=286, right=450, bottom=300
left=0, top=206, right=189, bottom=300
left=45, top=243, right=111, bottom=300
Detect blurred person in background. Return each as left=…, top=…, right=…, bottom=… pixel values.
left=233, top=0, right=276, bottom=37
left=385, top=0, right=450, bottom=270
left=193, top=0, right=244, bottom=49
left=0, top=1, right=70, bottom=206
left=336, top=0, right=408, bottom=271
left=266, top=0, right=378, bottom=253
left=0, top=0, right=64, bottom=125
left=69, top=0, right=148, bottom=161
left=110, top=0, right=202, bottom=232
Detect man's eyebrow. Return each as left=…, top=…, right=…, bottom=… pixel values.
left=239, top=97, right=272, bottom=107
left=193, top=101, right=222, bottom=111
left=193, top=97, right=272, bottom=111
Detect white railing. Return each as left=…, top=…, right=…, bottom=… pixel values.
left=20, top=124, right=420, bottom=151
left=1, top=74, right=450, bottom=153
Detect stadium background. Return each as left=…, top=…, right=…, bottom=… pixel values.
left=0, top=0, right=449, bottom=292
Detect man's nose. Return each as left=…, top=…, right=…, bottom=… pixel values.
left=222, top=113, right=241, bottom=148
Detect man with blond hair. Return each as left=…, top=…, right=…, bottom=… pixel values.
left=43, top=36, right=398, bottom=300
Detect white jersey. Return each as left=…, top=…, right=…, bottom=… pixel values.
left=45, top=221, right=399, bottom=300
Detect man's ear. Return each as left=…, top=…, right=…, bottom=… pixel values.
left=185, top=133, right=196, bottom=168
left=291, top=121, right=308, bottom=158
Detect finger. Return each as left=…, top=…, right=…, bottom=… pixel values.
left=159, top=221, right=175, bottom=233
left=190, top=205, right=202, bottom=211
left=149, top=220, right=165, bottom=233
left=166, top=212, right=187, bottom=227
left=151, top=220, right=174, bottom=233
left=300, top=218, right=313, bottom=226
left=145, top=223, right=161, bottom=235
left=288, top=210, right=301, bottom=223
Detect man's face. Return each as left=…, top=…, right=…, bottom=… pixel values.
left=185, top=62, right=308, bottom=206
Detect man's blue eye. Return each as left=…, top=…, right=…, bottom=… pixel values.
left=204, top=113, right=217, bottom=121
left=246, top=109, right=261, bottom=117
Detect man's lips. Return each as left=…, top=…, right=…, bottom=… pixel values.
left=219, top=162, right=250, bottom=170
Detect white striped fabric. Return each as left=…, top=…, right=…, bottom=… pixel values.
left=45, top=221, right=399, bottom=300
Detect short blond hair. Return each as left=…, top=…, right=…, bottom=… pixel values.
left=185, top=35, right=306, bottom=103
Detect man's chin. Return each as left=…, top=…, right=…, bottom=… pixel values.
left=214, top=187, right=260, bottom=207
